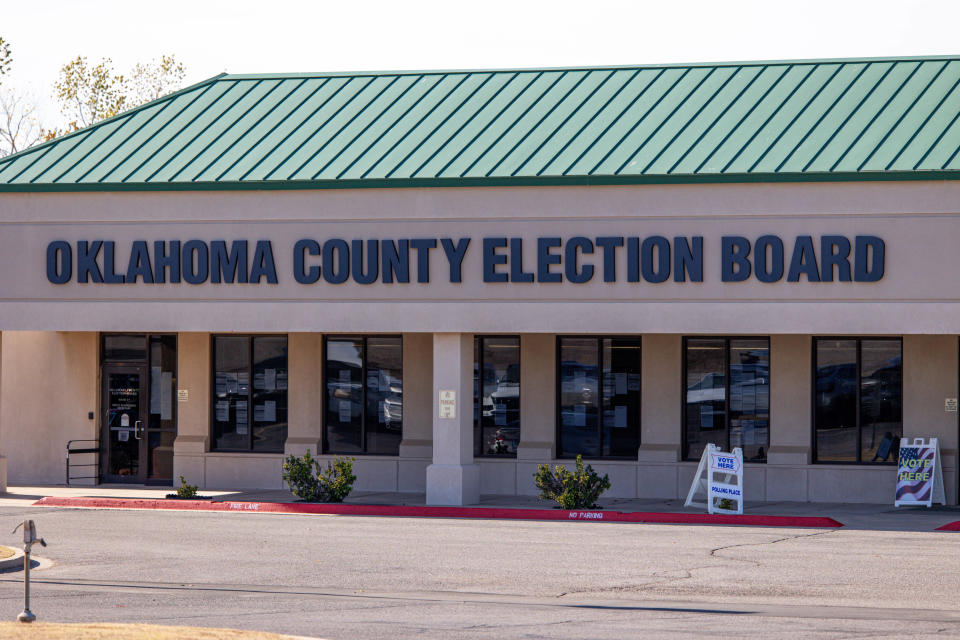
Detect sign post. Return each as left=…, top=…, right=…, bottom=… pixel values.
left=684, top=443, right=744, bottom=515
left=895, top=437, right=946, bottom=507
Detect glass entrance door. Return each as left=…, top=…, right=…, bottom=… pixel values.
left=102, top=365, right=148, bottom=483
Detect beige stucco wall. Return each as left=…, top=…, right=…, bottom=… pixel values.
left=0, top=181, right=957, bottom=502
left=0, top=181, right=959, bottom=334
left=1, top=331, right=97, bottom=484
left=0, top=329, right=953, bottom=505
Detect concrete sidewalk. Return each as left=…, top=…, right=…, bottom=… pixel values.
left=5, top=484, right=960, bottom=531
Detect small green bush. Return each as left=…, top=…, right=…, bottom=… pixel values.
left=176, top=475, right=199, bottom=499
left=533, top=455, right=611, bottom=510
left=282, top=451, right=356, bottom=503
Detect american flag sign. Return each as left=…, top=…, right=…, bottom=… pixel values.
left=895, top=438, right=945, bottom=507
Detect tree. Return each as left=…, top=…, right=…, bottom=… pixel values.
left=0, top=36, right=41, bottom=157
left=53, top=56, right=128, bottom=131
left=0, top=89, right=42, bottom=156
left=0, top=37, right=10, bottom=81
left=49, top=54, right=186, bottom=137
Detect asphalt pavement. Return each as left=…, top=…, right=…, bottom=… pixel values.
left=0, top=499, right=958, bottom=639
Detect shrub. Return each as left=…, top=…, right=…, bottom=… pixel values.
left=176, top=475, right=199, bottom=499
left=282, top=451, right=356, bottom=503
left=533, top=455, right=611, bottom=510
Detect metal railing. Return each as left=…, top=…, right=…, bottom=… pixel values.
left=65, top=439, right=99, bottom=485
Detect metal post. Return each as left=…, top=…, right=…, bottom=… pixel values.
left=12, top=520, right=44, bottom=623
left=18, top=547, right=34, bottom=623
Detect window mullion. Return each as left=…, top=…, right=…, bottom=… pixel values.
left=724, top=338, right=731, bottom=451
left=598, top=338, right=604, bottom=457
left=248, top=337, right=254, bottom=451
left=855, top=339, right=862, bottom=463
left=476, top=338, right=483, bottom=457
left=360, top=337, right=367, bottom=454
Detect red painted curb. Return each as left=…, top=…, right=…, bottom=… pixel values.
left=935, top=521, right=960, bottom=531
left=33, top=496, right=843, bottom=528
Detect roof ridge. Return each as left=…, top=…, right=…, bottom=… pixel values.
left=219, top=55, right=960, bottom=80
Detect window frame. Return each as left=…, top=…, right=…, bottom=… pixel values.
left=209, top=333, right=288, bottom=453
left=681, top=336, right=771, bottom=462
left=322, top=334, right=403, bottom=456
left=474, top=334, right=521, bottom=458
left=554, top=335, right=642, bottom=460
left=811, top=336, right=903, bottom=465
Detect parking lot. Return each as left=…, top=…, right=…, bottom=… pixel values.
left=0, top=500, right=958, bottom=638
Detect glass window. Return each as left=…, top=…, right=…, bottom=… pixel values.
left=814, top=338, right=901, bottom=463
left=324, top=336, right=402, bottom=455
left=148, top=335, right=177, bottom=479
left=558, top=337, right=640, bottom=458
left=684, top=338, right=770, bottom=462
left=103, top=334, right=147, bottom=362
left=212, top=336, right=288, bottom=452
left=475, top=336, right=520, bottom=456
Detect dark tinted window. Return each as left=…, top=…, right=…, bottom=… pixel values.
left=684, top=338, right=769, bottom=462
left=815, top=338, right=901, bottom=463
left=103, top=335, right=147, bottom=362
left=475, top=337, right=520, bottom=456
left=325, top=336, right=402, bottom=455
left=213, top=336, right=287, bottom=452
left=814, top=340, right=857, bottom=462
left=558, top=337, right=640, bottom=458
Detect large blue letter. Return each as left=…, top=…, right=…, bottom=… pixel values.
left=595, top=236, right=623, bottom=283
left=854, top=236, right=884, bottom=282
left=787, top=236, right=821, bottom=282
left=382, top=240, right=409, bottom=283
left=483, top=238, right=508, bottom=283
left=323, top=239, right=349, bottom=284
left=641, top=236, right=670, bottom=283
left=294, top=239, right=321, bottom=284
left=410, top=238, right=436, bottom=283
left=46, top=241, right=71, bottom=284
left=154, top=241, right=180, bottom=283
left=820, top=236, right=851, bottom=282
left=77, top=241, right=103, bottom=283
left=674, top=236, right=703, bottom=282
left=509, top=238, right=534, bottom=283
left=441, top=238, right=470, bottom=283
left=249, top=240, right=278, bottom=284
left=211, top=240, right=248, bottom=284
left=537, top=237, right=562, bottom=283
left=754, top=235, right=784, bottom=283
left=352, top=239, right=379, bottom=285
left=721, top=236, right=751, bottom=282
left=126, top=241, right=154, bottom=284
left=182, top=240, right=209, bottom=284
left=564, top=237, right=594, bottom=284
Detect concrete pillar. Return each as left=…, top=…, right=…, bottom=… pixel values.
left=516, top=334, right=555, bottom=494
left=637, top=334, right=682, bottom=498
left=399, top=333, right=432, bottom=492
left=903, top=335, right=958, bottom=504
left=285, top=333, right=323, bottom=457
left=173, top=332, right=210, bottom=488
left=766, top=335, right=812, bottom=501
left=426, top=333, right=479, bottom=505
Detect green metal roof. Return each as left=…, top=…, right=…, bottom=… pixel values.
left=3, top=55, right=960, bottom=191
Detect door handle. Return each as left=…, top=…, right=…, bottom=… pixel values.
left=134, top=420, right=142, bottom=440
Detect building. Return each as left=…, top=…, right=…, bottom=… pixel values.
left=0, top=55, right=957, bottom=505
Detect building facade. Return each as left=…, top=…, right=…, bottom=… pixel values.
left=0, top=56, right=957, bottom=504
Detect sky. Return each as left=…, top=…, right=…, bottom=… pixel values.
left=3, top=0, right=959, bottom=129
